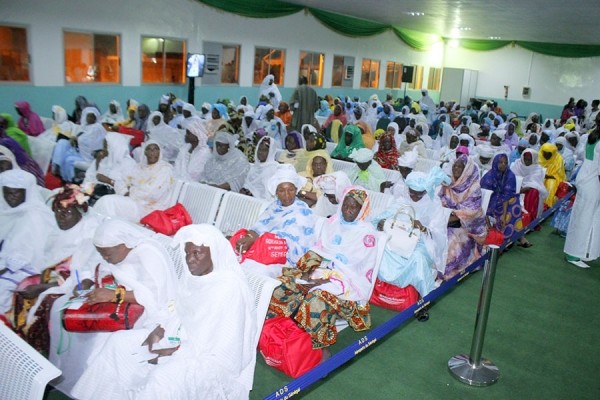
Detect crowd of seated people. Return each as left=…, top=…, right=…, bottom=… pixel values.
left=0, top=90, right=597, bottom=398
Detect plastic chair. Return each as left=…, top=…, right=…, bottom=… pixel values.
left=331, top=158, right=355, bottom=175
left=325, top=141, right=337, bottom=155
left=414, top=157, right=440, bottom=173
left=365, top=189, right=394, bottom=218
left=240, top=270, right=280, bottom=390
left=177, top=182, right=226, bottom=225
left=214, top=191, right=270, bottom=234
left=0, top=323, right=62, bottom=400
left=481, top=188, right=493, bottom=214
left=27, top=136, right=55, bottom=173
left=382, top=168, right=401, bottom=184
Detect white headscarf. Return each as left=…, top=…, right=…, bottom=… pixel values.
left=0, top=145, right=19, bottom=171
left=0, top=170, right=56, bottom=273
left=100, top=100, right=124, bottom=125
left=398, top=147, right=418, bottom=168
left=266, top=164, right=307, bottom=196
left=349, top=147, right=374, bottom=163
left=200, top=132, right=250, bottom=192
left=147, top=111, right=182, bottom=162
left=243, top=136, right=282, bottom=199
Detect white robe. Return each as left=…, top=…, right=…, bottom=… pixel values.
left=564, top=140, right=600, bottom=260
left=0, top=174, right=56, bottom=312
left=72, top=224, right=256, bottom=400
left=69, top=230, right=179, bottom=399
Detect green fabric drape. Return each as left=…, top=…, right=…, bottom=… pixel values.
left=198, top=0, right=302, bottom=18
left=516, top=41, right=600, bottom=58
left=308, top=8, right=389, bottom=37
left=197, top=0, right=600, bottom=58
left=458, top=39, right=512, bottom=52
left=392, top=27, right=440, bottom=51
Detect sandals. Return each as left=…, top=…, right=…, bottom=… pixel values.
left=517, top=241, right=533, bottom=248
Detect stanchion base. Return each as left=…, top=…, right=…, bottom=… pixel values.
left=448, top=354, right=499, bottom=386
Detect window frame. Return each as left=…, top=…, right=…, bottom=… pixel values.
left=63, top=29, right=121, bottom=84
left=298, top=50, right=324, bottom=87
left=141, top=35, right=186, bottom=85
left=385, top=61, right=403, bottom=89
left=360, top=58, right=380, bottom=89
left=253, top=46, right=285, bottom=86
left=409, top=65, right=424, bottom=90
left=427, top=67, right=442, bottom=91
left=0, top=24, right=31, bottom=83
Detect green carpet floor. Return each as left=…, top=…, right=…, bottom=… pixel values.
left=47, top=221, right=599, bottom=400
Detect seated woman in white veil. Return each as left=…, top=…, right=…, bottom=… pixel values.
left=373, top=168, right=451, bottom=296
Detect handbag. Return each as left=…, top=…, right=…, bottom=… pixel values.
left=258, top=316, right=322, bottom=378
left=62, top=265, right=144, bottom=332
left=555, top=181, right=572, bottom=199
left=140, top=203, right=192, bottom=236
left=229, top=229, right=288, bottom=265
left=369, top=279, right=420, bottom=312
left=383, top=204, right=421, bottom=258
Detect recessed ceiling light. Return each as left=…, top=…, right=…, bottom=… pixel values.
left=404, top=12, right=425, bottom=17
left=488, top=36, right=502, bottom=40
left=458, top=27, right=471, bottom=31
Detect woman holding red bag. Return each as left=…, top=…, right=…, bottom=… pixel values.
left=236, top=166, right=317, bottom=266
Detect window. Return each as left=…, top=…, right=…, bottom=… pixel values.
left=299, top=51, right=324, bottom=86
left=0, top=25, right=29, bottom=82
left=427, top=67, right=442, bottom=91
left=332, top=55, right=354, bottom=87
left=385, top=61, right=403, bottom=89
left=253, top=47, right=285, bottom=85
left=360, top=58, right=380, bottom=88
left=409, top=65, right=424, bottom=90
left=141, top=37, right=186, bottom=84
left=202, top=42, right=240, bottom=85
left=221, top=45, right=240, bottom=84
left=64, top=31, right=120, bottom=83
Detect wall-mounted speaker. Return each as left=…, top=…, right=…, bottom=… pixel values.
left=402, top=66, right=414, bottom=83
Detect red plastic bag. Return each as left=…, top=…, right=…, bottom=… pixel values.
left=229, top=229, right=288, bottom=265
left=369, top=279, right=420, bottom=312
left=140, top=203, right=192, bottom=236
left=117, top=126, right=145, bottom=146
left=485, top=227, right=505, bottom=246
left=258, top=316, right=322, bottom=378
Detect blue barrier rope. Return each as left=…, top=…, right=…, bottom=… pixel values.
left=263, top=190, right=574, bottom=400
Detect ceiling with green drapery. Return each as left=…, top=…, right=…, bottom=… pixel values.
left=196, top=0, right=600, bottom=58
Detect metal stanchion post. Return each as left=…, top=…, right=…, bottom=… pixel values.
left=448, top=245, right=501, bottom=386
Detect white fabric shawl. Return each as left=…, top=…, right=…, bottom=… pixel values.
left=77, top=107, right=106, bottom=162
left=82, top=131, right=136, bottom=194
left=309, top=187, right=378, bottom=302
left=0, top=170, right=56, bottom=273
left=126, top=140, right=175, bottom=215
left=173, top=119, right=211, bottom=182
left=147, top=111, right=183, bottom=163
left=200, top=132, right=250, bottom=192
left=242, top=136, right=281, bottom=199
left=510, top=149, right=548, bottom=197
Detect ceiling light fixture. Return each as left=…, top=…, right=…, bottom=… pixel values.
left=404, top=12, right=425, bottom=17
left=488, top=36, right=502, bottom=40
left=458, top=27, right=471, bottom=31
